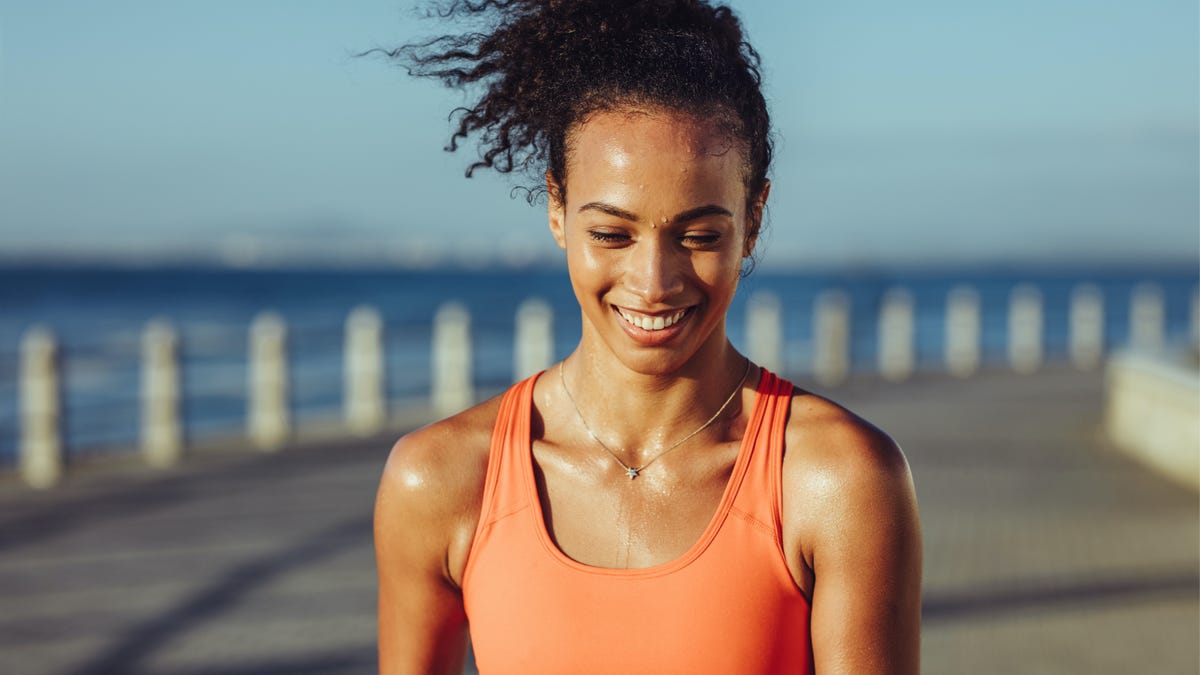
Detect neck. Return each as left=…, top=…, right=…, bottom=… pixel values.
left=560, top=332, right=750, bottom=462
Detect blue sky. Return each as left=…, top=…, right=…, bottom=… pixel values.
left=0, top=1, right=1196, bottom=268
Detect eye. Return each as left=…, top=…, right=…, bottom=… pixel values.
left=681, top=233, right=722, bottom=248
left=587, top=230, right=630, bottom=245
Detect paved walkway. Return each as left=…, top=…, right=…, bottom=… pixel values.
left=0, top=368, right=1196, bottom=674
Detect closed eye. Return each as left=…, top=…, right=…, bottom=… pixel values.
left=587, top=230, right=630, bottom=244
left=681, top=233, right=722, bottom=247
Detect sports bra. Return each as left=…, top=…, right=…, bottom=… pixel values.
left=462, top=368, right=813, bottom=674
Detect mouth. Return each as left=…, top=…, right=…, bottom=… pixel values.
left=611, top=305, right=696, bottom=346
left=615, top=306, right=691, bottom=331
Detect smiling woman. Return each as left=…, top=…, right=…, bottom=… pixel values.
left=372, top=2, right=921, bottom=673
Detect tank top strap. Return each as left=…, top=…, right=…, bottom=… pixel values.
left=474, top=372, right=541, bottom=537
left=729, top=367, right=794, bottom=543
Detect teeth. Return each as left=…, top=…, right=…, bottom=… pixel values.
left=619, top=308, right=687, bottom=331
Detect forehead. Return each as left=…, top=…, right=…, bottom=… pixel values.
left=564, top=108, right=747, bottom=199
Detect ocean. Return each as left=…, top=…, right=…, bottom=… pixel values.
left=0, top=263, right=1196, bottom=463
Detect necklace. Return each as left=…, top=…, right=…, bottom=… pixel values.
left=558, top=357, right=751, bottom=480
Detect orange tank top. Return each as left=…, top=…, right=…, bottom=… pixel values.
left=462, top=368, right=813, bottom=674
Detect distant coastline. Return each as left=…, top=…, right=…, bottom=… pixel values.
left=0, top=252, right=1196, bottom=277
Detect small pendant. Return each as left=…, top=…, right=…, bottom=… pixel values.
left=626, top=467, right=640, bottom=479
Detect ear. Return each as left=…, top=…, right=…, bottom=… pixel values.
left=547, top=171, right=567, bottom=250
left=744, top=179, right=770, bottom=257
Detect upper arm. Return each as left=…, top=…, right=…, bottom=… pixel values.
left=375, top=422, right=487, bottom=674
left=787, top=407, right=923, bottom=674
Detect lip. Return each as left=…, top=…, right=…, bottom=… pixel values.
left=611, top=304, right=695, bottom=346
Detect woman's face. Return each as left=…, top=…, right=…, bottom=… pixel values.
left=549, top=107, right=767, bottom=375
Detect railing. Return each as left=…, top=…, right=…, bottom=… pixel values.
left=8, top=282, right=1199, bottom=489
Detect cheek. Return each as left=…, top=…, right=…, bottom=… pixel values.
left=693, top=250, right=744, bottom=298
left=568, top=237, right=607, bottom=273
left=564, top=241, right=611, bottom=298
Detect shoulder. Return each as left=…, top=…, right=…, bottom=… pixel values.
left=378, top=395, right=501, bottom=506
left=780, top=387, right=920, bottom=570
left=783, top=389, right=912, bottom=490
left=374, top=394, right=505, bottom=587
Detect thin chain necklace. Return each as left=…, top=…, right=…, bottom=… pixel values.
left=558, top=357, right=751, bottom=480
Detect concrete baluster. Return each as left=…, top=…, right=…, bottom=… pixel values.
left=19, top=327, right=62, bottom=489
left=514, top=299, right=554, bottom=381
left=1130, top=283, right=1164, bottom=353
left=344, top=306, right=386, bottom=436
left=745, top=291, right=783, bottom=374
left=945, top=286, right=981, bottom=378
left=1191, top=286, right=1199, bottom=347
left=1069, top=284, right=1104, bottom=370
left=814, top=290, right=850, bottom=386
left=141, top=320, right=184, bottom=467
left=248, top=312, right=290, bottom=450
left=878, top=289, right=915, bottom=381
left=433, top=302, right=474, bottom=415
left=1008, top=284, right=1043, bottom=374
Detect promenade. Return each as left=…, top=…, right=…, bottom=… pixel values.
left=0, top=367, right=1196, bottom=674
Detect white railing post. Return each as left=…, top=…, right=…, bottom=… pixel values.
left=141, top=320, right=183, bottom=467
left=878, top=288, right=915, bottom=382
left=19, top=327, right=62, bottom=489
left=1130, top=283, right=1164, bottom=352
left=433, top=302, right=473, bottom=416
left=514, top=299, right=553, bottom=381
left=814, top=290, right=850, bottom=386
left=1191, top=286, right=1200, bottom=347
left=1069, top=284, right=1104, bottom=370
left=1008, top=284, right=1043, bottom=374
left=248, top=312, right=290, bottom=450
left=945, top=286, right=980, bottom=378
left=746, top=291, right=782, bottom=374
left=345, top=306, right=386, bottom=436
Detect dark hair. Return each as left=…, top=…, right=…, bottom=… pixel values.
left=378, top=0, right=772, bottom=234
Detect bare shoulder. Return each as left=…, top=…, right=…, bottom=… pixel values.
left=378, top=396, right=501, bottom=507
left=374, top=395, right=504, bottom=586
left=781, top=388, right=920, bottom=574
left=783, top=389, right=913, bottom=489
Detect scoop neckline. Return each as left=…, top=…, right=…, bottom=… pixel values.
left=521, top=367, right=769, bottom=579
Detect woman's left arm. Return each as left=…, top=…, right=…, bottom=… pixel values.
left=787, top=412, right=923, bottom=674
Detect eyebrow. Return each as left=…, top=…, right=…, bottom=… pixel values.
left=577, top=202, right=639, bottom=221
left=576, top=202, right=733, bottom=224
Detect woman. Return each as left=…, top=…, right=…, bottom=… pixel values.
left=374, top=1, right=922, bottom=672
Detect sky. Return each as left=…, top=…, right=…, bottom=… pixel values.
left=0, top=0, right=1196, bottom=269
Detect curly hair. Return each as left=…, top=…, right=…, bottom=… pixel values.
left=378, top=0, right=772, bottom=217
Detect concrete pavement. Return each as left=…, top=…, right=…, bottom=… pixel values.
left=0, top=367, right=1195, bottom=674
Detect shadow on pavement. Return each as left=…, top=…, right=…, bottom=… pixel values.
left=140, top=649, right=375, bottom=675
left=923, top=566, right=1199, bottom=624
left=0, top=437, right=387, bottom=555
left=64, top=514, right=373, bottom=675
left=0, top=473, right=209, bottom=554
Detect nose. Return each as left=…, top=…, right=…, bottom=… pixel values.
left=624, top=236, right=685, bottom=304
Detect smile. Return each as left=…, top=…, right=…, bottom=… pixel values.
left=616, top=307, right=691, bottom=332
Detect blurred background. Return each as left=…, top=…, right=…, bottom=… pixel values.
left=0, top=1, right=1196, bottom=674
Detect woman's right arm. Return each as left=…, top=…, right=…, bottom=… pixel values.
left=375, top=420, right=486, bottom=674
